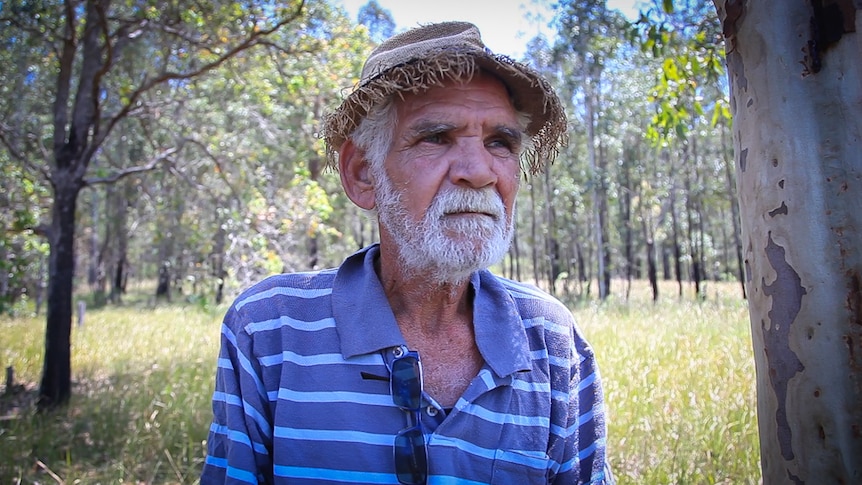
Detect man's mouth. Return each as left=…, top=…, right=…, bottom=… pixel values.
left=444, top=209, right=497, bottom=219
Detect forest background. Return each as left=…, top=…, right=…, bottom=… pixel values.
left=0, top=0, right=735, bottom=315
left=1, top=0, right=757, bottom=482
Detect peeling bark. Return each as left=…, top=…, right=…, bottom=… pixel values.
left=762, top=232, right=806, bottom=463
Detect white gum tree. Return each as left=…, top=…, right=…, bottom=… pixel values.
left=712, top=0, right=861, bottom=482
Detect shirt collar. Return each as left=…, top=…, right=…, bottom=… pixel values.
left=332, top=244, right=531, bottom=377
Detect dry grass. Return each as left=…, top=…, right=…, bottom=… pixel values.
left=0, top=279, right=760, bottom=484
left=0, top=301, right=222, bottom=483
left=569, top=279, right=761, bottom=484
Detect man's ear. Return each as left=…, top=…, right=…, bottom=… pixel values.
left=339, top=139, right=376, bottom=210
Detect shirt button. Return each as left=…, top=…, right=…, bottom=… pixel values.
left=426, top=406, right=438, bottom=417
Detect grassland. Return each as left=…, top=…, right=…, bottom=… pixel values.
left=0, top=279, right=760, bottom=484
left=571, top=280, right=761, bottom=484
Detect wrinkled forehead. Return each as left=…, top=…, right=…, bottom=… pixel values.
left=388, top=71, right=524, bottom=129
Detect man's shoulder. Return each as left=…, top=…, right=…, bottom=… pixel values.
left=230, top=268, right=339, bottom=313
left=494, top=275, right=552, bottom=299
left=485, top=273, right=599, bottom=372
left=483, top=273, right=590, bottom=348
left=489, top=273, right=572, bottom=317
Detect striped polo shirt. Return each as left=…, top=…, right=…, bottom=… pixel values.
left=202, top=244, right=612, bottom=484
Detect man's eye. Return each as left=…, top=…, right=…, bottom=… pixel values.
left=421, top=133, right=446, bottom=144
left=488, top=138, right=515, bottom=152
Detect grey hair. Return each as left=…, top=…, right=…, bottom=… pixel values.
left=350, top=99, right=397, bottom=177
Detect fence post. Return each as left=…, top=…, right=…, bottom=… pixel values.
left=77, top=300, right=86, bottom=327
left=4, top=366, right=13, bottom=394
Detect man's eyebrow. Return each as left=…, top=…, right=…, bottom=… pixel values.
left=405, top=120, right=456, bottom=138
left=403, top=120, right=524, bottom=146
left=494, top=125, right=524, bottom=144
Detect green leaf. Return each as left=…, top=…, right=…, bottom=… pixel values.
left=662, top=0, right=674, bottom=14
left=711, top=104, right=721, bottom=127
left=663, top=58, right=680, bottom=81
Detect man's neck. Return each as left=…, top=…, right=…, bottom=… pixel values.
left=374, top=245, right=485, bottom=408
left=375, top=247, right=474, bottom=336
left=378, top=264, right=472, bottom=330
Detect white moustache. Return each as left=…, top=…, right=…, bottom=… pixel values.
left=432, top=188, right=505, bottom=220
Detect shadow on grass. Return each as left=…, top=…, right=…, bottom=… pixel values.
left=0, top=361, right=213, bottom=484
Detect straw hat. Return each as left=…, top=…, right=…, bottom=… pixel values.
left=321, top=21, right=567, bottom=174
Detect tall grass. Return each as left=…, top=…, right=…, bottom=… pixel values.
left=0, top=280, right=760, bottom=484
left=568, top=280, right=761, bottom=484
left=0, top=301, right=223, bottom=483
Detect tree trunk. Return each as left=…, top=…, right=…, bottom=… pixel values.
left=87, top=186, right=101, bottom=290
left=109, top=183, right=129, bottom=304
left=308, top=155, right=322, bottom=269
left=111, top=253, right=126, bottom=302
left=642, top=216, right=659, bottom=302
left=93, top=190, right=110, bottom=307
left=715, top=0, right=862, bottom=482
left=39, top=179, right=82, bottom=408
left=508, top=227, right=522, bottom=282
left=544, top=168, right=560, bottom=294
left=212, top=214, right=227, bottom=305
left=685, top=166, right=702, bottom=298
left=156, top=261, right=171, bottom=301
left=530, top=179, right=540, bottom=286
left=585, top=80, right=609, bottom=300
left=620, top=145, right=635, bottom=301
left=597, top=140, right=611, bottom=300
left=661, top=242, right=671, bottom=280
left=686, top=139, right=704, bottom=298
left=576, top=242, right=587, bottom=284
left=669, top=186, right=684, bottom=297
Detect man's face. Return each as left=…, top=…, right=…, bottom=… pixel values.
left=372, top=73, right=524, bottom=284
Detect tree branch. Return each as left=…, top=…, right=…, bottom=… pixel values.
left=0, top=123, right=54, bottom=183
left=52, top=0, right=77, bottom=163
left=84, top=144, right=181, bottom=186
left=0, top=122, right=26, bottom=163
left=66, top=0, right=110, bottom=179
left=181, top=138, right=243, bottom=202
left=91, top=1, right=306, bottom=163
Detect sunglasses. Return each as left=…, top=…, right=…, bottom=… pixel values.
left=390, top=351, right=428, bottom=484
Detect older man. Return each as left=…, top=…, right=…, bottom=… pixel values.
left=202, top=22, right=612, bottom=485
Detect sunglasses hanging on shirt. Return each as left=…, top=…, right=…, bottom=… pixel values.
left=390, top=350, right=428, bottom=485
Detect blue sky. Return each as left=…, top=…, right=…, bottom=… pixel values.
left=333, top=0, right=644, bottom=60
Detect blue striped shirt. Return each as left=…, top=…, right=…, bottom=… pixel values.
left=202, top=244, right=612, bottom=484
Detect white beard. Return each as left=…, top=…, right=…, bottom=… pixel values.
left=375, top=175, right=515, bottom=285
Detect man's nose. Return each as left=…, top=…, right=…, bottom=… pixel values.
left=448, top=138, right=497, bottom=189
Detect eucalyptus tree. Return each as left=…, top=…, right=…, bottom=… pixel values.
left=635, top=0, right=732, bottom=298
left=553, top=0, right=629, bottom=300
left=0, top=0, right=307, bottom=409
left=603, top=44, right=663, bottom=300
left=712, top=0, right=862, bottom=481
